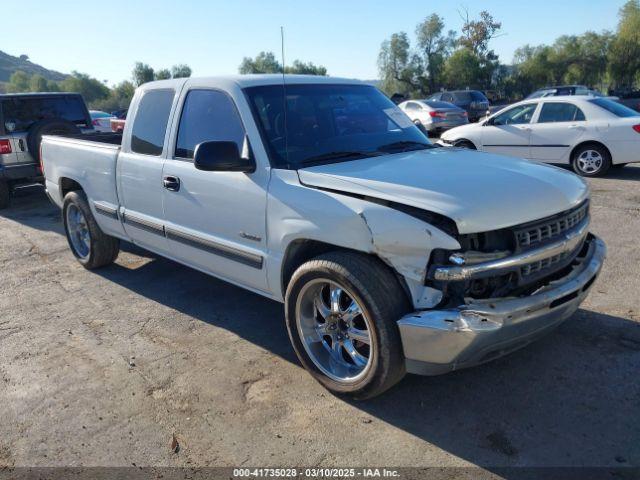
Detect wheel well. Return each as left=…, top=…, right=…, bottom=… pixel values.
left=281, top=240, right=346, bottom=294
left=454, top=138, right=477, bottom=149
left=280, top=239, right=414, bottom=303
left=570, top=141, right=612, bottom=163
left=59, top=177, right=83, bottom=198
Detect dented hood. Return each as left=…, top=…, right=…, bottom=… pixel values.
left=297, top=147, right=589, bottom=234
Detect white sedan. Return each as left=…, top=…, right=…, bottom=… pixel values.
left=440, top=96, right=640, bottom=176
left=89, top=110, right=116, bottom=133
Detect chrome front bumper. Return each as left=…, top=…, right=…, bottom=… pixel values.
left=398, top=234, right=606, bottom=375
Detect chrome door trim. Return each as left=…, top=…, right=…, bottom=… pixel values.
left=93, top=202, right=119, bottom=220
left=122, top=212, right=165, bottom=236
left=165, top=227, right=263, bottom=269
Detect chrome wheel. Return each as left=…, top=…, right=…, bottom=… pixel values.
left=295, top=279, right=373, bottom=384
left=66, top=204, right=91, bottom=259
left=577, top=149, right=603, bottom=174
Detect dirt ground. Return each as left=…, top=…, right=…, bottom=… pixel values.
left=1, top=165, right=639, bottom=472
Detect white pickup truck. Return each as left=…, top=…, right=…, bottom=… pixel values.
left=41, top=75, right=606, bottom=399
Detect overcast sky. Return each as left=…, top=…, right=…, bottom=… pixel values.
left=3, top=0, right=627, bottom=85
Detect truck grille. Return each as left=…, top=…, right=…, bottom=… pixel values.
left=521, top=250, right=572, bottom=277
left=515, top=202, right=589, bottom=249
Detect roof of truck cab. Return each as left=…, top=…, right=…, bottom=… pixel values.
left=137, top=75, right=367, bottom=91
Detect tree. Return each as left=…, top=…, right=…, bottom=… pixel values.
left=19, top=54, right=29, bottom=62
left=443, top=48, right=481, bottom=88
left=171, top=64, right=192, bottom=79
left=6, top=70, right=31, bottom=92
left=238, top=52, right=327, bottom=76
left=285, top=60, right=327, bottom=76
left=59, top=72, right=110, bottom=103
left=29, top=74, right=49, bottom=92
left=132, top=62, right=155, bottom=86
left=459, top=10, right=502, bottom=55
left=609, top=0, right=640, bottom=88
left=415, top=14, right=456, bottom=92
left=239, top=52, right=282, bottom=74
left=155, top=68, right=172, bottom=80
left=91, top=80, right=136, bottom=112
left=378, top=32, right=425, bottom=96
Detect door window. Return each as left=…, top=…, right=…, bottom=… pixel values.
left=538, top=103, right=586, bottom=123
left=175, top=89, right=246, bottom=159
left=131, top=89, right=175, bottom=156
left=492, top=104, right=537, bottom=125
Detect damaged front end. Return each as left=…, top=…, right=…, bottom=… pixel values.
left=397, top=201, right=606, bottom=375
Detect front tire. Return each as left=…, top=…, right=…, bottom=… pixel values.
left=571, top=144, right=611, bottom=177
left=285, top=251, right=410, bottom=399
left=62, top=191, right=120, bottom=269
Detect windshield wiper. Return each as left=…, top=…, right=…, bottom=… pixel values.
left=299, top=150, right=380, bottom=165
left=376, top=141, right=433, bottom=153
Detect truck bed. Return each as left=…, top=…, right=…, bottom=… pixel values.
left=41, top=132, right=125, bottom=240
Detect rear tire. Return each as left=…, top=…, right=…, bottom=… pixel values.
left=285, top=251, right=410, bottom=399
left=62, top=191, right=119, bottom=269
left=0, top=180, right=10, bottom=210
left=571, top=144, right=611, bottom=177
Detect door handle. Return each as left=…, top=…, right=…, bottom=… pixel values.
left=569, top=125, right=585, bottom=130
left=518, top=126, right=531, bottom=131
left=163, top=176, right=181, bottom=192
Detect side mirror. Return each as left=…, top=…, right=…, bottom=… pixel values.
left=194, top=140, right=255, bottom=173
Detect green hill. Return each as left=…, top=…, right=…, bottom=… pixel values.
left=0, top=50, right=68, bottom=90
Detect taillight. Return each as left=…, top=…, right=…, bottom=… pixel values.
left=0, top=139, right=12, bottom=154
left=429, top=111, right=447, bottom=119
left=633, top=125, right=640, bottom=134
left=92, top=119, right=100, bottom=126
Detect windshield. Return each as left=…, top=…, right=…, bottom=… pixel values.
left=244, top=84, right=431, bottom=168
left=589, top=98, right=640, bottom=118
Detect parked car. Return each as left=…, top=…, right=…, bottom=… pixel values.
left=41, top=76, right=605, bottom=398
left=0, top=92, right=93, bottom=209
left=398, top=100, right=468, bottom=135
left=440, top=96, right=640, bottom=177
left=427, top=90, right=490, bottom=122
left=90, top=110, right=116, bottom=133
left=526, top=85, right=611, bottom=100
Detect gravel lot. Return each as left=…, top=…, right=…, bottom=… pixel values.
left=1, top=165, right=639, bottom=471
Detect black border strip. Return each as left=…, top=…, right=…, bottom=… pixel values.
left=165, top=227, right=263, bottom=269
left=122, top=213, right=165, bottom=236
left=93, top=203, right=119, bottom=220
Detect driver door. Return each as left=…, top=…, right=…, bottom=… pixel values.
left=162, top=87, right=270, bottom=292
left=481, top=103, right=539, bottom=158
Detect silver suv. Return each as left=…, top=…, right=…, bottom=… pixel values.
left=0, top=93, right=92, bottom=208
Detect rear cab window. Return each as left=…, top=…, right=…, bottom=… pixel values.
left=1, top=95, right=90, bottom=133
left=538, top=103, right=586, bottom=123
left=130, top=89, right=175, bottom=156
